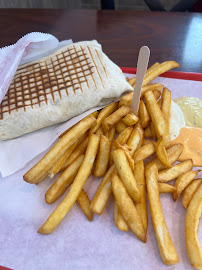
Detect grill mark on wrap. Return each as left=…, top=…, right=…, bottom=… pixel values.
left=87, top=46, right=104, bottom=89
left=95, top=49, right=108, bottom=78
left=0, top=46, right=94, bottom=119
left=80, top=45, right=97, bottom=89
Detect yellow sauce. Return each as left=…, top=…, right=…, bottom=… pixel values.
left=171, top=127, right=202, bottom=167
left=174, top=97, right=202, bottom=127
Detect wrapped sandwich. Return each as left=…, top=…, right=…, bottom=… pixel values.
left=0, top=40, right=133, bottom=140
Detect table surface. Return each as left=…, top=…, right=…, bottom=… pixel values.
left=0, top=9, right=202, bottom=72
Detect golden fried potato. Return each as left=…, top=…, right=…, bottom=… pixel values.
left=182, top=179, right=202, bottom=208
left=146, top=164, right=179, bottom=265
left=158, top=160, right=193, bottom=183
left=111, top=173, right=146, bottom=242
left=185, top=183, right=202, bottom=269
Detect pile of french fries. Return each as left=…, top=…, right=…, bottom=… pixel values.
left=23, top=61, right=202, bottom=269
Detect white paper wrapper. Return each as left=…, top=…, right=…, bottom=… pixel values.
left=0, top=34, right=73, bottom=178
left=0, top=32, right=59, bottom=103
left=0, top=75, right=201, bottom=270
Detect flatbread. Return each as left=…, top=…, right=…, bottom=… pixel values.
left=0, top=40, right=133, bottom=140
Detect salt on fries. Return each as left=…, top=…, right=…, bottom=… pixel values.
left=24, top=60, right=200, bottom=268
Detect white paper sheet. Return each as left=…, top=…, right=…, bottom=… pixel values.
left=0, top=105, right=103, bottom=178
left=0, top=75, right=201, bottom=270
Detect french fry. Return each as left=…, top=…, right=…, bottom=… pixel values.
left=127, top=128, right=142, bottom=156
left=119, top=84, right=163, bottom=110
left=161, top=87, right=171, bottom=146
left=48, top=133, right=87, bottom=177
left=133, top=143, right=156, bottom=163
left=142, top=139, right=157, bottom=147
left=140, top=83, right=164, bottom=98
left=182, top=179, right=202, bottom=208
left=122, top=113, right=139, bottom=126
left=113, top=199, right=129, bottom=232
left=113, top=142, right=132, bottom=152
left=106, top=126, right=115, bottom=142
left=130, top=62, right=160, bottom=88
left=60, top=136, right=89, bottom=171
left=91, top=102, right=118, bottom=133
left=114, top=127, right=133, bottom=145
left=119, top=92, right=133, bottom=107
left=112, top=149, right=140, bottom=203
left=126, top=77, right=129, bottom=81
left=35, top=172, right=48, bottom=185
left=147, top=143, right=184, bottom=170
left=146, top=164, right=179, bottom=265
left=38, top=134, right=100, bottom=234
left=139, top=100, right=150, bottom=129
left=158, top=98, right=162, bottom=108
left=134, top=161, right=147, bottom=232
left=77, top=189, right=93, bottom=221
left=156, top=137, right=171, bottom=168
left=144, top=125, right=153, bottom=138
left=146, top=62, right=160, bottom=73
left=173, top=170, right=201, bottom=201
left=102, top=106, right=131, bottom=133
left=158, top=183, right=176, bottom=193
left=158, top=160, right=193, bottom=183
left=45, top=154, right=85, bottom=204
left=118, top=83, right=163, bottom=107
left=153, top=89, right=161, bottom=101
left=144, top=91, right=168, bottom=145
left=111, top=173, right=146, bottom=242
left=150, top=122, right=157, bottom=138
left=115, top=143, right=134, bottom=171
left=115, top=120, right=127, bottom=133
left=144, top=122, right=157, bottom=139
left=128, top=77, right=136, bottom=87
left=59, top=111, right=99, bottom=138
left=95, top=126, right=104, bottom=135
left=185, top=183, right=202, bottom=269
left=24, top=116, right=96, bottom=184
left=123, top=149, right=135, bottom=171
left=90, top=164, right=115, bottom=215
left=109, top=127, right=133, bottom=166
left=134, top=122, right=144, bottom=149
left=142, top=61, right=180, bottom=87
left=48, top=151, right=71, bottom=178
left=94, top=135, right=111, bottom=177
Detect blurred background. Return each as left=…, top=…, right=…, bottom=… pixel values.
left=0, top=0, right=201, bottom=12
